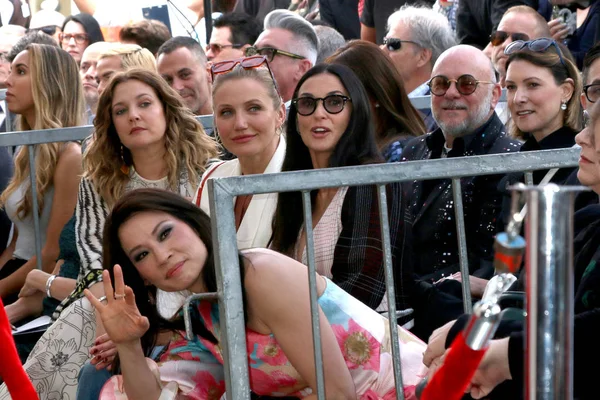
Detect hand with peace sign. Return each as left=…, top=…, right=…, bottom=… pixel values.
left=84, top=265, right=150, bottom=346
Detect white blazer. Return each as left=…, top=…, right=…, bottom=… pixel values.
left=194, top=135, right=286, bottom=249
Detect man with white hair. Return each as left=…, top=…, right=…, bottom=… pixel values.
left=399, top=45, right=521, bottom=340
left=251, top=9, right=317, bottom=103
left=382, top=5, right=456, bottom=130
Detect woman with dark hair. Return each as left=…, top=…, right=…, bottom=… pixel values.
left=271, top=63, right=413, bottom=317
left=60, top=13, right=104, bottom=64
left=86, top=188, right=426, bottom=399
left=327, top=40, right=426, bottom=161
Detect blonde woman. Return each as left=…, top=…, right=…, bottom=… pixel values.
left=195, top=56, right=286, bottom=249
left=0, top=69, right=218, bottom=400
left=0, top=44, right=84, bottom=304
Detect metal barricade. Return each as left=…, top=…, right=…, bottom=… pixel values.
left=203, top=148, right=579, bottom=400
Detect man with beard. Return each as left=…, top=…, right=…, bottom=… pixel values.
left=399, top=45, right=521, bottom=341
left=157, top=36, right=213, bottom=116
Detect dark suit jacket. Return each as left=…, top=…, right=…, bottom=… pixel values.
left=456, top=0, right=533, bottom=49
left=318, top=0, right=360, bottom=40
left=233, top=0, right=291, bottom=23
left=399, top=113, right=521, bottom=339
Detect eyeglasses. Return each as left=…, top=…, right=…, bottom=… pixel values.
left=59, top=33, right=89, bottom=44
left=244, top=46, right=305, bottom=62
left=504, top=38, right=566, bottom=67
left=584, top=83, right=600, bottom=103
left=382, top=37, right=420, bottom=52
left=489, top=31, right=530, bottom=46
left=206, top=43, right=243, bottom=54
left=292, top=95, right=351, bottom=116
left=28, top=25, right=59, bottom=36
left=428, top=74, right=495, bottom=96
left=211, top=55, right=280, bottom=95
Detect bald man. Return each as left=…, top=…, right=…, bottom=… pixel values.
left=399, top=45, right=521, bottom=340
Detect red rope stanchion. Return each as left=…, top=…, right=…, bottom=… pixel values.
left=0, top=297, right=39, bottom=400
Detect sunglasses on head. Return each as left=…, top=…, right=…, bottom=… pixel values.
left=211, top=55, right=280, bottom=95
left=428, top=74, right=495, bottom=96
left=382, top=37, right=420, bottom=52
left=292, top=95, right=351, bottom=116
left=244, top=46, right=305, bottom=62
left=504, top=38, right=567, bottom=67
left=489, top=31, right=530, bottom=46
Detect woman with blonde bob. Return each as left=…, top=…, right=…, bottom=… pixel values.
left=0, top=44, right=84, bottom=303
left=2, top=68, right=218, bottom=400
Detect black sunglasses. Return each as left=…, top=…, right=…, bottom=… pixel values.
left=504, top=38, right=567, bottom=67
left=292, top=95, right=351, bottom=116
left=28, top=25, right=59, bottom=36
left=244, top=46, right=305, bottom=62
left=382, top=37, right=420, bottom=52
left=584, top=83, right=600, bottom=103
left=489, top=31, right=530, bottom=46
left=428, top=74, right=495, bottom=96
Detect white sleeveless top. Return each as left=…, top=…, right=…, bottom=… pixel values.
left=4, top=181, right=54, bottom=260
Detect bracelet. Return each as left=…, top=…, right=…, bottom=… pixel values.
left=45, top=275, right=57, bottom=298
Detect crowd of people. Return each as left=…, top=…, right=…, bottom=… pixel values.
left=0, top=0, right=598, bottom=399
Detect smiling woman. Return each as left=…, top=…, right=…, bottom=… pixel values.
left=497, top=38, right=584, bottom=231
left=194, top=57, right=286, bottom=249
left=84, top=188, right=427, bottom=399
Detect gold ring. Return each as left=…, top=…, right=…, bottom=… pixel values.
left=114, top=293, right=126, bottom=300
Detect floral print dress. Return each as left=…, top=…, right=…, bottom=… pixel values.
left=100, top=279, right=427, bottom=399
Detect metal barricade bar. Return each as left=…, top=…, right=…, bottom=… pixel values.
left=376, top=184, right=406, bottom=399
left=452, top=178, right=473, bottom=313
left=301, top=190, right=326, bottom=400
left=207, top=148, right=579, bottom=400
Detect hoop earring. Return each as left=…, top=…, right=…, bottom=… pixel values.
left=120, top=145, right=130, bottom=175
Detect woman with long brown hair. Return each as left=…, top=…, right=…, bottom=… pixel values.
left=327, top=40, right=426, bottom=162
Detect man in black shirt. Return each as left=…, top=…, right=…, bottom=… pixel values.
left=360, top=0, right=435, bottom=44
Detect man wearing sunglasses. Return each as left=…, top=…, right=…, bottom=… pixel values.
left=399, top=45, right=521, bottom=341
left=489, top=6, right=552, bottom=87
left=253, top=9, right=317, bottom=103
left=206, top=12, right=262, bottom=63
left=27, top=9, right=65, bottom=45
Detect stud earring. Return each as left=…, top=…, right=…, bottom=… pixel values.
left=560, top=102, right=567, bottom=111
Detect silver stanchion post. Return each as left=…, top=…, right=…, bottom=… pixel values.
left=520, top=184, right=585, bottom=400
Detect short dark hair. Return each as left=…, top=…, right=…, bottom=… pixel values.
left=7, top=32, right=58, bottom=62
left=156, top=36, right=207, bottom=64
left=583, top=41, right=600, bottom=85
left=271, top=63, right=382, bottom=254
left=61, top=13, right=104, bottom=44
left=213, top=12, right=262, bottom=46
left=119, top=19, right=172, bottom=55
